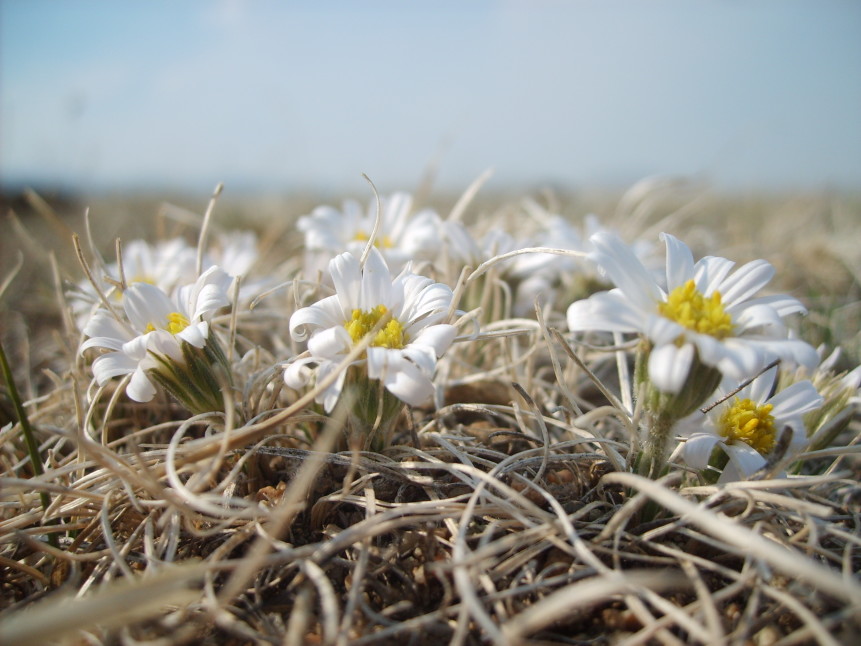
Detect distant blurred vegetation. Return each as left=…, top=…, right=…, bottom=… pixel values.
left=2, top=182, right=859, bottom=373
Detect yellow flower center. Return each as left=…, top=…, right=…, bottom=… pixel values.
left=353, top=230, right=394, bottom=249
left=145, top=312, right=191, bottom=335
left=659, top=279, right=733, bottom=339
left=718, top=397, right=777, bottom=454
left=345, top=305, right=405, bottom=349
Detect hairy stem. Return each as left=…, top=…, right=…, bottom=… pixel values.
left=638, top=409, right=676, bottom=479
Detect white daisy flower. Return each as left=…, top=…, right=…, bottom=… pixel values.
left=115, top=237, right=198, bottom=289
left=203, top=230, right=276, bottom=305
left=208, top=231, right=259, bottom=279
left=297, top=192, right=442, bottom=274
left=70, top=237, right=199, bottom=327
left=567, top=231, right=819, bottom=397
left=81, top=266, right=232, bottom=408
left=439, top=221, right=523, bottom=269
left=285, top=247, right=457, bottom=412
left=682, top=368, right=823, bottom=482
left=434, top=220, right=533, bottom=319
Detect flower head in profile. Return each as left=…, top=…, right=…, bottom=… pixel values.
left=81, top=266, right=232, bottom=411
left=297, top=192, right=442, bottom=274
left=439, top=221, right=523, bottom=270
left=568, top=232, right=819, bottom=396
left=510, top=207, right=663, bottom=315
left=780, top=346, right=861, bottom=451
left=202, top=230, right=275, bottom=305
left=682, top=368, right=823, bottom=482
left=285, top=248, right=457, bottom=413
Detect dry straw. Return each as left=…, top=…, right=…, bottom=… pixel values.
left=1, top=182, right=859, bottom=645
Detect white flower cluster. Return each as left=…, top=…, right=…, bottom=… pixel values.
left=75, top=189, right=858, bottom=479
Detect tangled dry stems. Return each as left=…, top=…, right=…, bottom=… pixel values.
left=1, top=186, right=860, bottom=645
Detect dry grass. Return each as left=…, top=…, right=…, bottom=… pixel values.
left=1, top=181, right=859, bottom=645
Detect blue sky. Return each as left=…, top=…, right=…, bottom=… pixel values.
left=2, top=0, right=860, bottom=196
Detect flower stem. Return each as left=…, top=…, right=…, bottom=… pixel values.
left=637, top=409, right=676, bottom=479
left=341, top=367, right=404, bottom=452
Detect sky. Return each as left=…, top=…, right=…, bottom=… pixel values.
left=1, top=0, right=860, bottom=197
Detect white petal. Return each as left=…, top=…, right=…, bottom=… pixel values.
left=737, top=294, right=807, bottom=318
left=359, top=247, right=393, bottom=309
left=748, top=366, right=778, bottom=403
left=91, top=352, right=137, bottom=384
left=82, top=310, right=132, bottom=350
left=445, top=220, right=484, bottom=264
left=177, top=321, right=209, bottom=348
left=748, top=338, right=820, bottom=371
left=661, top=233, right=694, bottom=291
left=402, top=278, right=451, bottom=327
left=717, top=340, right=768, bottom=382
left=693, top=256, right=735, bottom=295
left=718, top=259, right=774, bottom=307
left=567, top=290, right=643, bottom=333
left=366, top=346, right=396, bottom=380
left=648, top=342, right=695, bottom=394
left=411, top=324, right=457, bottom=357
left=121, top=240, right=154, bottom=280
left=515, top=275, right=555, bottom=315
left=317, top=360, right=348, bottom=412
left=590, top=232, right=663, bottom=310
left=298, top=207, right=343, bottom=250
left=783, top=421, right=811, bottom=455
left=290, top=295, right=343, bottom=341
left=769, top=380, right=824, bottom=419
left=215, top=231, right=259, bottom=277
left=722, top=442, right=767, bottom=481
left=123, top=283, right=174, bottom=332
left=308, top=326, right=351, bottom=359
left=330, top=252, right=362, bottom=313
left=731, top=303, right=787, bottom=336
left=713, top=373, right=750, bottom=401
left=841, top=365, right=861, bottom=391
left=378, top=353, right=434, bottom=406
left=284, top=357, right=317, bottom=390
left=186, top=266, right=232, bottom=320
left=147, top=330, right=184, bottom=362
left=382, top=192, right=413, bottom=240
left=126, top=366, right=156, bottom=402
left=644, top=314, right=685, bottom=346
left=401, top=345, right=437, bottom=375
left=690, top=333, right=728, bottom=368
left=81, top=333, right=128, bottom=354
left=683, top=433, right=723, bottom=470
left=121, top=333, right=154, bottom=362
left=399, top=208, right=443, bottom=259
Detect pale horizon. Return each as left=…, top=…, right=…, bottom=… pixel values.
left=2, top=0, right=860, bottom=198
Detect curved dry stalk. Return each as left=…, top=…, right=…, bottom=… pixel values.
left=602, top=471, right=861, bottom=607
left=359, top=173, right=383, bottom=268
left=502, top=570, right=688, bottom=644
left=0, top=251, right=24, bottom=303
left=447, top=167, right=494, bottom=223
left=3, top=188, right=860, bottom=645
left=196, top=182, right=224, bottom=277
left=0, top=563, right=208, bottom=645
